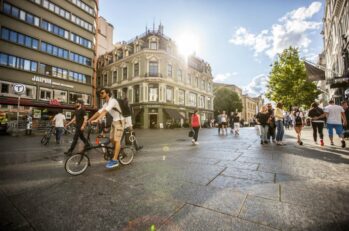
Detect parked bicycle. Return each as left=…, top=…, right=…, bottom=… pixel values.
left=64, top=124, right=135, bottom=176
left=40, top=126, right=56, bottom=145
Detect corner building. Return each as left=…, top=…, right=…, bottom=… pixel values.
left=97, top=25, right=214, bottom=128
left=0, top=0, right=98, bottom=121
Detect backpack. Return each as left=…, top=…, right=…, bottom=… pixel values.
left=295, top=112, right=302, bottom=125
left=112, top=98, right=131, bottom=117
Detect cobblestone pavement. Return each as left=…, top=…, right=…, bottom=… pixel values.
left=0, top=126, right=348, bottom=231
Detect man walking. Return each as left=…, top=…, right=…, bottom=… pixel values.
left=64, top=100, right=90, bottom=155
left=267, top=104, right=276, bottom=143
left=324, top=100, right=347, bottom=147
left=88, top=88, right=124, bottom=169
left=52, top=111, right=66, bottom=144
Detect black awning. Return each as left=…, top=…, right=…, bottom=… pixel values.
left=327, top=76, right=349, bottom=88
left=304, top=61, right=325, bottom=81
left=164, top=109, right=184, bottom=120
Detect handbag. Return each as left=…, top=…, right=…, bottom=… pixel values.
left=188, top=129, right=195, bottom=137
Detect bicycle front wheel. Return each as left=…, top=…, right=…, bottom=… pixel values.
left=119, top=147, right=134, bottom=165
left=65, top=154, right=89, bottom=176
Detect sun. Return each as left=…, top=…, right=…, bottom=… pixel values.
left=175, top=32, right=200, bottom=58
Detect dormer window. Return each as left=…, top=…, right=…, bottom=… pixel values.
left=150, top=42, right=157, bottom=50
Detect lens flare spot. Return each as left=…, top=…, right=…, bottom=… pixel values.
left=163, top=155, right=166, bottom=160
left=162, top=146, right=169, bottom=152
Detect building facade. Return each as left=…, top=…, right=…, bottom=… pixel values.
left=97, top=25, right=214, bottom=128
left=0, top=0, right=98, bottom=123
left=323, top=0, right=349, bottom=103
left=213, top=83, right=243, bottom=98
left=97, top=16, right=113, bottom=57
left=241, top=95, right=258, bottom=125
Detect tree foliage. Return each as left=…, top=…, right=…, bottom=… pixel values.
left=265, top=47, right=320, bottom=110
left=214, top=88, right=243, bottom=115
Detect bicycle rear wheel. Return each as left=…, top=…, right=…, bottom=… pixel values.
left=41, top=134, right=50, bottom=145
left=65, top=154, right=89, bottom=176
left=119, top=147, right=134, bottom=165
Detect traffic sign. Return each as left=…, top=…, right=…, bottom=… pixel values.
left=13, top=84, right=26, bottom=95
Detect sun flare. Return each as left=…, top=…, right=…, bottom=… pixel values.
left=175, top=32, right=200, bottom=58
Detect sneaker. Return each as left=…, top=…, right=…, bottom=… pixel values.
left=192, top=139, right=195, bottom=144
left=320, top=140, right=324, bottom=146
left=341, top=140, right=346, bottom=148
left=299, top=141, right=303, bottom=145
left=106, top=159, right=119, bottom=169
left=194, top=142, right=199, bottom=145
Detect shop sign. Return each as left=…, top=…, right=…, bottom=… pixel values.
left=32, top=76, right=74, bottom=89
left=13, top=83, right=26, bottom=94
left=49, top=99, right=61, bottom=105
left=33, top=109, right=41, bottom=119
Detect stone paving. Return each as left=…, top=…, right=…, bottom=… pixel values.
left=0, top=126, right=348, bottom=231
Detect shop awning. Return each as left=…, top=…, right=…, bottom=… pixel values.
left=164, top=109, right=184, bottom=120
left=304, top=61, right=325, bottom=81
left=327, top=76, right=349, bottom=88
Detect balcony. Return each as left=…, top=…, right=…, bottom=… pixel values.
left=145, top=73, right=163, bottom=78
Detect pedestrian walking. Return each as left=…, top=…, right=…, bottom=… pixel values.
left=267, top=104, right=276, bottom=143
left=341, top=100, right=349, bottom=138
left=307, top=102, right=325, bottom=146
left=293, top=107, right=305, bottom=145
left=275, top=102, right=285, bottom=145
left=64, top=99, right=90, bottom=155
left=25, top=114, right=32, bottom=135
left=232, top=112, right=240, bottom=135
left=217, top=111, right=222, bottom=135
left=324, top=100, right=347, bottom=147
left=191, top=109, right=201, bottom=145
left=221, top=110, right=228, bottom=135
left=52, top=111, right=66, bottom=144
left=256, top=105, right=271, bottom=144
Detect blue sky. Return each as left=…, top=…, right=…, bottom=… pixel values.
left=99, top=0, right=325, bottom=96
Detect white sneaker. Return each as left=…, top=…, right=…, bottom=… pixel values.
left=195, top=142, right=199, bottom=145
left=192, top=139, right=195, bottom=144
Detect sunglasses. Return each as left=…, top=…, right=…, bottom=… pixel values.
left=99, top=92, right=105, bottom=95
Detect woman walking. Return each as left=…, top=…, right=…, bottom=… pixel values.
left=221, top=110, right=228, bottom=135
left=191, top=110, right=201, bottom=145
left=293, top=107, right=304, bottom=145
left=308, top=102, right=325, bottom=146
left=256, top=105, right=271, bottom=144
left=275, top=102, right=285, bottom=145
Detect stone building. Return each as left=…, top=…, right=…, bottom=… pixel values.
left=322, top=0, right=349, bottom=103
left=0, top=0, right=98, bottom=122
left=97, top=24, right=214, bottom=128
left=97, top=16, right=113, bottom=57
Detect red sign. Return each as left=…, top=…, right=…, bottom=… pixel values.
left=49, top=99, right=61, bottom=105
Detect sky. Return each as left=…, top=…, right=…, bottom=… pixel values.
left=99, top=0, right=325, bottom=97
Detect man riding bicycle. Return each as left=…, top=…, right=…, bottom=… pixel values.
left=88, top=88, right=124, bottom=169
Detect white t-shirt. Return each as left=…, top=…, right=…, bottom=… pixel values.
left=54, top=113, right=66, bottom=127
left=98, top=98, right=123, bottom=122
left=324, top=104, right=344, bottom=124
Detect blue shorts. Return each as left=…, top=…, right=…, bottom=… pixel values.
left=327, top=124, right=344, bottom=137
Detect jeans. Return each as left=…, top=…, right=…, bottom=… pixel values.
left=55, top=127, right=64, bottom=143
left=193, top=127, right=200, bottom=141
left=260, top=125, right=269, bottom=141
left=311, top=122, right=324, bottom=141
left=275, top=120, right=284, bottom=141
left=267, top=125, right=276, bottom=140
left=327, top=124, right=344, bottom=138
left=68, top=127, right=89, bottom=152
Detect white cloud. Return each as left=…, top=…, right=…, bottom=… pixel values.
left=213, top=72, right=238, bottom=83
left=243, top=74, right=269, bottom=97
left=229, top=2, right=322, bottom=59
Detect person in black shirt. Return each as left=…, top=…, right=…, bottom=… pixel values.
left=267, top=104, right=276, bottom=142
left=308, top=102, right=325, bottom=146
left=64, top=99, right=90, bottom=155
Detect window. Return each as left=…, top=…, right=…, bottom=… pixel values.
left=167, top=64, right=172, bottom=77
left=166, top=87, right=173, bottom=102
left=134, top=63, right=139, bottom=77
left=177, top=69, right=183, bottom=82
left=8, top=55, right=16, bottom=67
left=149, top=85, right=158, bottom=101
left=53, top=89, right=67, bottom=103
left=189, top=93, right=197, bottom=107
left=10, top=31, right=17, bottom=42
left=123, top=67, right=127, bottom=80
left=113, top=71, right=117, bottom=83
left=69, top=92, right=91, bottom=105
left=149, top=61, right=158, bottom=77
left=1, top=83, right=9, bottom=93
left=103, top=74, right=108, bottom=86
left=1, top=28, right=9, bottom=40
left=41, top=20, right=69, bottom=39
left=40, top=88, right=52, bottom=100
left=178, top=90, right=185, bottom=105
left=70, top=32, right=92, bottom=49
left=200, top=96, right=205, bottom=108
left=134, top=85, right=140, bottom=103
left=150, top=42, right=157, bottom=50
left=0, top=53, right=8, bottom=65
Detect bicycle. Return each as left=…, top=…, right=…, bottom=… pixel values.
left=40, top=126, right=56, bottom=145
left=64, top=125, right=135, bottom=176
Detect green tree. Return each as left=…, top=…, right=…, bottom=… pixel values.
left=214, top=88, right=243, bottom=115
left=265, top=47, right=320, bottom=110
